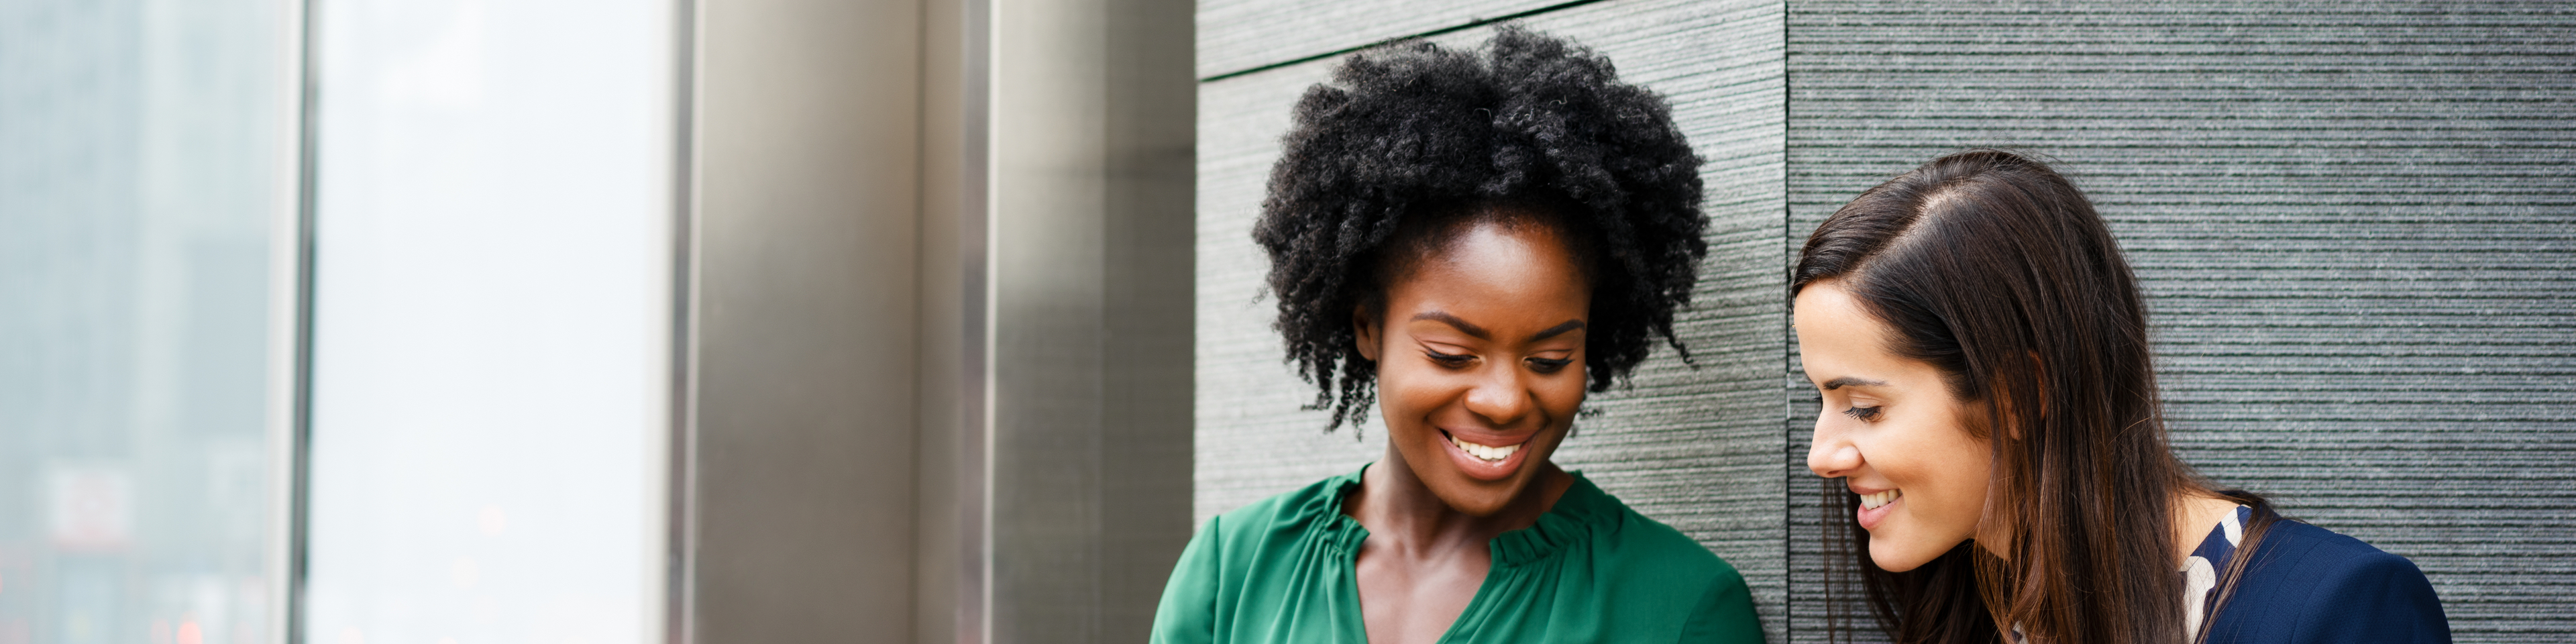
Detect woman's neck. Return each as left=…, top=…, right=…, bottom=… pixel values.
left=1347, top=445, right=1571, bottom=556
left=2171, top=486, right=2243, bottom=565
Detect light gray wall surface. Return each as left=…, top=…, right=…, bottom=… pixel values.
left=1782, top=3, right=2576, bottom=641
left=1200, top=0, right=2573, bottom=642
left=1194, top=0, right=1791, bottom=639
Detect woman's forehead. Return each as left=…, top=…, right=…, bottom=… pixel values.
left=1794, top=284, right=1927, bottom=384
left=1383, top=225, right=1591, bottom=330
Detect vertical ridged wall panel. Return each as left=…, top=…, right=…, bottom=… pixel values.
left=1195, top=0, right=1790, bottom=637
left=1783, top=2, right=2576, bottom=642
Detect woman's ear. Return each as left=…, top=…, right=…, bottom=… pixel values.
left=1353, top=307, right=1382, bottom=362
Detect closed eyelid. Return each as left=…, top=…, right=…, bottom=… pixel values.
left=1419, top=340, right=1473, bottom=355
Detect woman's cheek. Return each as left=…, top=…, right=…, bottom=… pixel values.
left=1381, top=357, right=1442, bottom=412
left=1543, top=380, right=1584, bottom=435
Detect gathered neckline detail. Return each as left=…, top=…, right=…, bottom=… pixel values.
left=1311, top=466, right=1617, bottom=567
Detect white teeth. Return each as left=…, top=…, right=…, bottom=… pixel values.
left=1860, top=489, right=1902, bottom=510
left=1448, top=434, right=1522, bottom=462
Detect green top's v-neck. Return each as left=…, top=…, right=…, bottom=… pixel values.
left=1150, top=467, right=1764, bottom=643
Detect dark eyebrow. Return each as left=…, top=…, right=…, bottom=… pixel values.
left=1820, top=376, right=1888, bottom=391
left=1409, top=311, right=1489, bottom=339
left=1532, top=319, right=1586, bottom=341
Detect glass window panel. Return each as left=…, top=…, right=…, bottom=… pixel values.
left=0, top=1, right=297, bottom=643
left=300, top=1, right=674, bottom=643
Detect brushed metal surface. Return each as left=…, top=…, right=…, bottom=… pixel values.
left=988, top=0, right=1199, bottom=641
left=690, top=0, right=1193, bottom=640
left=689, top=0, right=924, bottom=639
left=914, top=0, right=982, bottom=640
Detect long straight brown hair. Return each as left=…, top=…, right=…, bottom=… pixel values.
left=1793, top=150, right=2274, bottom=644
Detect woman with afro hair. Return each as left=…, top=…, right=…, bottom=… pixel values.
left=1150, top=28, right=1763, bottom=644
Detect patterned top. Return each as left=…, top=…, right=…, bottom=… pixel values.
left=2181, top=505, right=2253, bottom=637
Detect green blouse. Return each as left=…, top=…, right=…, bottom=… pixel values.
left=1150, top=467, right=1764, bottom=643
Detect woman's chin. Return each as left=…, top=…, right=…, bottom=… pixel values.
left=1423, top=474, right=1523, bottom=517
left=1417, top=459, right=1549, bottom=518
left=1867, top=539, right=1937, bottom=573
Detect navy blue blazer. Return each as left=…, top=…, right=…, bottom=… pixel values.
left=2204, top=519, right=2449, bottom=643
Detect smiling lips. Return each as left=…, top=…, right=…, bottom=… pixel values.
left=1860, top=488, right=1901, bottom=509
left=1449, top=433, right=1523, bottom=461
left=1854, top=488, right=1902, bottom=530
left=1441, top=429, right=1534, bottom=481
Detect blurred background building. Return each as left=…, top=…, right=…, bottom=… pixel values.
left=0, top=1, right=2566, bottom=644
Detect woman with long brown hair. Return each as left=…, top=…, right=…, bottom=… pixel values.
left=1792, top=149, right=2449, bottom=644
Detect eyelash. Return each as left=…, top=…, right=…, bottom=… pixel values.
left=1527, top=357, right=1572, bottom=374
left=1841, top=405, right=1883, bottom=422
left=1424, top=351, right=1574, bottom=374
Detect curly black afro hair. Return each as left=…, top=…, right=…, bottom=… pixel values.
left=1255, top=27, right=1708, bottom=433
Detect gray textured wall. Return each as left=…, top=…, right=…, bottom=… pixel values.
left=1197, top=0, right=2573, bottom=642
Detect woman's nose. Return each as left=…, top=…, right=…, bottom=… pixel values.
left=1807, top=421, right=1861, bottom=478
left=1462, top=366, right=1532, bottom=426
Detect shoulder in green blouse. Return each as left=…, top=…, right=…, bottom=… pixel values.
left=1150, top=467, right=1764, bottom=644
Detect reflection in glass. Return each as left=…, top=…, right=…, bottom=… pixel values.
left=0, top=0, right=296, bottom=643
left=301, top=0, right=674, bottom=643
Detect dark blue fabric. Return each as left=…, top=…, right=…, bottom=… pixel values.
left=2205, top=519, right=2450, bottom=644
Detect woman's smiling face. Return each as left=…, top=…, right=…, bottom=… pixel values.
left=1796, top=279, right=1996, bottom=572
left=1356, top=219, right=1590, bottom=517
